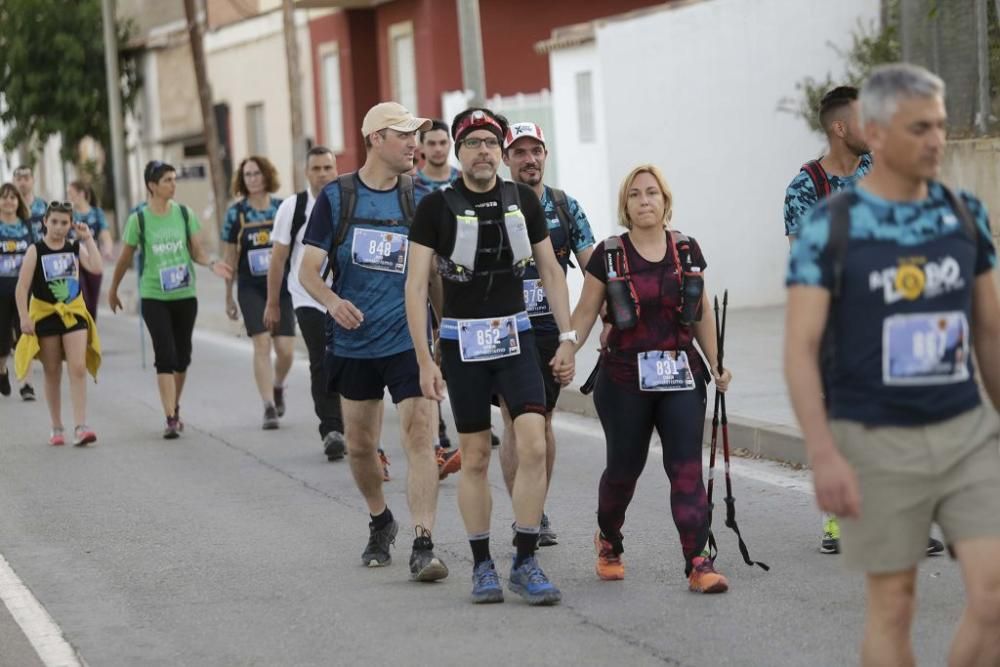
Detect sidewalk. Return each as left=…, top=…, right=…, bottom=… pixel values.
left=559, top=304, right=805, bottom=465
left=108, top=258, right=807, bottom=464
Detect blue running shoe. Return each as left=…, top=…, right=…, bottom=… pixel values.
left=508, top=556, right=561, bottom=606
left=471, top=560, right=504, bottom=604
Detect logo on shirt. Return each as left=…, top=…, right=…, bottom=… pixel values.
left=869, top=255, right=965, bottom=303
left=249, top=230, right=271, bottom=246
left=1, top=240, right=28, bottom=253
left=152, top=239, right=185, bottom=255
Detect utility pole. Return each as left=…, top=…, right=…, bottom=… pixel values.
left=456, top=0, right=486, bottom=106
left=976, top=0, right=990, bottom=135
left=183, top=0, right=228, bottom=238
left=100, top=0, right=127, bottom=238
left=282, top=0, right=306, bottom=191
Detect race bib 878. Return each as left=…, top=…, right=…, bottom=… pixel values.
left=882, top=311, right=970, bottom=386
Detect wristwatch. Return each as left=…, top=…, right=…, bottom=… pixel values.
left=558, top=330, right=578, bottom=344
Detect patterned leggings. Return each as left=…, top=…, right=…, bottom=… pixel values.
left=593, top=370, right=710, bottom=568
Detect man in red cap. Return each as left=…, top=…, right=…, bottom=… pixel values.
left=405, top=107, right=576, bottom=605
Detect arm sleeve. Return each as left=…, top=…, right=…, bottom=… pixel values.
left=185, top=206, right=202, bottom=235
left=585, top=241, right=608, bottom=283
left=687, top=236, right=708, bottom=272
left=271, top=195, right=296, bottom=245
left=963, top=191, right=998, bottom=275
left=784, top=171, right=817, bottom=237
left=303, top=188, right=336, bottom=252
left=785, top=206, right=834, bottom=290
left=122, top=213, right=140, bottom=247
left=408, top=191, right=442, bottom=250
left=567, top=196, right=596, bottom=252
left=221, top=204, right=239, bottom=243
left=518, top=185, right=549, bottom=244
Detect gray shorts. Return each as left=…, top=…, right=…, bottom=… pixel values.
left=830, top=405, right=1000, bottom=573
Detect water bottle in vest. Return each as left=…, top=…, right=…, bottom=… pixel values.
left=606, top=268, right=638, bottom=330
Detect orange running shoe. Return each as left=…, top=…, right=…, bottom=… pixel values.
left=378, top=449, right=391, bottom=481
left=688, top=555, right=729, bottom=594
left=594, top=531, right=624, bottom=581
left=436, top=447, right=462, bottom=480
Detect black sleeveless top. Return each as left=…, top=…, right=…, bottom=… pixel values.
left=32, top=240, right=81, bottom=305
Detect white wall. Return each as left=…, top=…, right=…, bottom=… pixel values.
left=206, top=10, right=316, bottom=199
left=551, top=0, right=880, bottom=307
left=548, top=41, right=611, bottom=300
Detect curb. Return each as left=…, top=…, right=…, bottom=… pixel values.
left=557, top=385, right=807, bottom=467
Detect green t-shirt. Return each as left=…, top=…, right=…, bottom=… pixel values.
left=123, top=202, right=202, bottom=301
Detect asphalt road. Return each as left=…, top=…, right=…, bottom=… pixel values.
left=0, top=314, right=967, bottom=666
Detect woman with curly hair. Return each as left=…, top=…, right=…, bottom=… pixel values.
left=221, top=155, right=295, bottom=430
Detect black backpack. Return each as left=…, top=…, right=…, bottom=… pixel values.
left=800, top=159, right=832, bottom=200
left=286, top=190, right=310, bottom=273
left=323, top=173, right=416, bottom=280
left=548, top=187, right=576, bottom=268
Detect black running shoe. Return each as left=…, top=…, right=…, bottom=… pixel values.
left=362, top=518, right=398, bottom=567
left=19, top=383, right=36, bottom=401
left=539, top=513, right=558, bottom=547
left=262, top=404, right=279, bottom=430
left=409, top=528, right=449, bottom=582
left=927, top=537, right=945, bottom=556
left=0, top=371, right=10, bottom=397
left=323, top=431, right=346, bottom=461
left=274, top=386, right=286, bottom=417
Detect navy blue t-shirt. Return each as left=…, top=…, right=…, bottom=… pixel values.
left=787, top=181, right=996, bottom=426
left=302, top=174, right=426, bottom=359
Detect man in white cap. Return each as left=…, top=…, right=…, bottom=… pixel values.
left=499, top=121, right=595, bottom=547
left=299, top=102, right=448, bottom=583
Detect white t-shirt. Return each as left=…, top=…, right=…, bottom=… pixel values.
left=272, top=190, right=327, bottom=311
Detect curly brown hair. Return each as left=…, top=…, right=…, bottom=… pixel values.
left=231, top=155, right=280, bottom=198
left=0, top=182, right=30, bottom=221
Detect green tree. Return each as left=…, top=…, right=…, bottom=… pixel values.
left=0, top=0, right=141, bottom=162
left=779, top=2, right=900, bottom=134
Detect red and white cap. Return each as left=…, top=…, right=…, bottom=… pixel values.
left=503, top=122, right=546, bottom=150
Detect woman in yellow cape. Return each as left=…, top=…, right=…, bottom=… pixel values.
left=14, top=202, right=102, bottom=446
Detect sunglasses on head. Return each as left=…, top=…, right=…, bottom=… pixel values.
left=47, top=201, right=72, bottom=213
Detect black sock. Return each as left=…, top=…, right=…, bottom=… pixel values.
left=470, top=537, right=491, bottom=565
left=370, top=507, right=393, bottom=531
left=514, top=530, right=539, bottom=568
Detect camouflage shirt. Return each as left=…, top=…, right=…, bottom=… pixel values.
left=783, top=153, right=872, bottom=237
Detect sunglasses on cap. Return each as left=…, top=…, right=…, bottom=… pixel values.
left=46, top=201, right=73, bottom=213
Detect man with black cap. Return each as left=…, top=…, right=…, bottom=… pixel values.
left=498, top=121, right=596, bottom=548
left=299, top=102, right=448, bottom=583
left=405, top=107, right=576, bottom=605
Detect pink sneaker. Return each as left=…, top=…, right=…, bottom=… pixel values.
left=49, top=428, right=65, bottom=446
left=73, top=425, right=97, bottom=447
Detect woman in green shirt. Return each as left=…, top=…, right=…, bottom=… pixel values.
left=108, top=161, right=231, bottom=438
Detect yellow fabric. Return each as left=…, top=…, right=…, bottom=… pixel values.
left=14, top=295, right=102, bottom=381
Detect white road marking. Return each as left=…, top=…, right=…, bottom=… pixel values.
left=0, top=552, right=85, bottom=667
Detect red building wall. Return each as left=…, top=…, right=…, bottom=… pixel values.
left=311, top=0, right=666, bottom=170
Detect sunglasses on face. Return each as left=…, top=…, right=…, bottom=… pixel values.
left=47, top=201, right=72, bottom=213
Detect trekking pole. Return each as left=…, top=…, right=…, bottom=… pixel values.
left=718, top=290, right=769, bottom=571
left=705, top=295, right=724, bottom=558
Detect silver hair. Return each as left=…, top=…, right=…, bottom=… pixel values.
left=859, top=63, right=945, bottom=126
